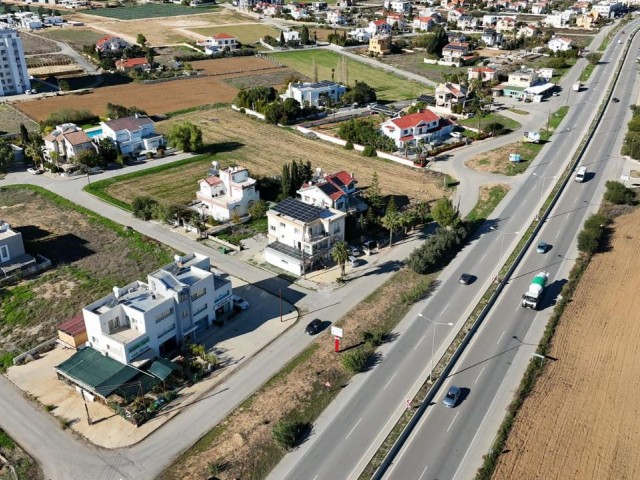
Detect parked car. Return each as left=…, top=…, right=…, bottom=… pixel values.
left=27, top=167, right=43, bottom=175
left=450, top=131, right=462, bottom=138
left=459, top=273, right=472, bottom=285
left=348, top=256, right=361, bottom=268
left=232, top=295, right=249, bottom=310
left=536, top=241, right=548, bottom=254
left=348, top=245, right=360, bottom=257
left=305, top=319, right=322, bottom=335
left=443, top=386, right=461, bottom=408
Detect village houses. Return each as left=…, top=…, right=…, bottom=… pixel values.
left=380, top=109, right=454, bottom=149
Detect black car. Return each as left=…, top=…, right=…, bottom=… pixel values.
left=305, top=319, right=322, bottom=335
left=459, top=273, right=473, bottom=285
left=612, top=97, right=620, bottom=103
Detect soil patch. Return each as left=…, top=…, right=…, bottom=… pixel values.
left=20, top=31, right=59, bottom=55
left=0, top=104, right=39, bottom=135
left=493, top=207, right=640, bottom=480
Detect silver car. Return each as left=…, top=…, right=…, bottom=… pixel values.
left=443, top=386, right=461, bottom=408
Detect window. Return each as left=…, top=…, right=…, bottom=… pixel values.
left=155, top=307, right=174, bottom=323
left=270, top=225, right=276, bottom=231
left=182, top=309, right=189, bottom=319
left=294, top=228, right=300, bottom=235
left=0, top=244, right=9, bottom=262
left=193, top=303, right=208, bottom=317
left=191, top=288, right=206, bottom=301
left=280, top=222, right=286, bottom=228
left=108, top=316, right=121, bottom=333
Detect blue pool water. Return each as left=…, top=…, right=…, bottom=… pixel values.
left=86, top=128, right=103, bottom=138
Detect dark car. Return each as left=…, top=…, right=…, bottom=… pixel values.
left=305, top=319, right=322, bottom=335
left=612, top=97, right=620, bottom=103
left=459, top=273, right=472, bottom=285
left=536, top=241, right=548, bottom=254
left=443, top=386, right=461, bottom=408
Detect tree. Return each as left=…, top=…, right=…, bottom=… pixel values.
left=431, top=197, right=459, bottom=228
left=281, top=163, right=291, bottom=200
left=585, top=52, right=602, bottom=65
left=280, top=30, right=286, bottom=46
left=167, top=122, right=202, bottom=152
left=301, top=25, right=310, bottom=45
left=342, top=81, right=376, bottom=106
left=106, top=103, right=146, bottom=119
left=365, top=171, right=384, bottom=210
left=59, top=79, right=70, bottom=91
left=74, top=149, right=101, bottom=168
left=97, top=138, right=117, bottom=163
left=331, top=240, right=350, bottom=279
left=145, top=48, right=155, bottom=67
left=381, top=197, right=401, bottom=246
left=136, top=33, right=147, bottom=47
left=604, top=180, right=635, bottom=205
left=248, top=199, right=268, bottom=219
left=312, top=56, right=318, bottom=82
left=0, top=139, right=13, bottom=172
left=19, top=123, right=29, bottom=146
left=25, top=139, right=43, bottom=167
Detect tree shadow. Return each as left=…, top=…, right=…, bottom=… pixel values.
left=198, top=141, right=244, bottom=155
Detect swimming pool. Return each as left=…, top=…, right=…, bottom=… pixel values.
left=86, top=128, right=103, bottom=139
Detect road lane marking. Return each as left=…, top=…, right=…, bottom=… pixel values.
left=555, top=229, right=562, bottom=239
left=415, top=335, right=426, bottom=349
left=345, top=418, right=362, bottom=440
left=497, top=330, right=505, bottom=344
left=383, top=373, right=397, bottom=390
left=447, top=412, right=459, bottom=432
left=480, top=253, right=487, bottom=263
left=474, top=367, right=486, bottom=385
left=312, top=476, right=318, bottom=480
left=441, top=303, right=449, bottom=315
left=418, top=465, right=429, bottom=480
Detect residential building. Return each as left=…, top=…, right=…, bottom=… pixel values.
left=369, top=35, right=392, bottom=55
left=537, top=67, right=553, bottom=80
left=297, top=169, right=363, bottom=212
left=265, top=198, right=346, bottom=275
left=368, top=19, right=392, bottom=36
left=482, top=14, right=500, bottom=26
left=435, top=82, right=468, bottom=112
left=347, top=28, right=372, bottom=42
left=447, top=7, right=466, bottom=22
left=196, top=163, right=260, bottom=221
left=206, top=33, right=239, bottom=50
left=576, top=10, right=599, bottom=28
left=592, top=0, right=623, bottom=18
left=289, top=7, right=309, bottom=19
left=283, top=29, right=301, bottom=43
left=43, top=16, right=63, bottom=25
left=518, top=24, right=538, bottom=38
left=0, top=29, right=30, bottom=96
left=100, top=115, right=164, bottom=156
left=380, top=109, right=454, bottom=148
left=481, top=28, right=503, bottom=47
left=43, top=123, right=96, bottom=162
left=387, top=13, right=406, bottom=29
left=312, top=1, right=328, bottom=11
left=383, top=0, right=411, bottom=13
left=115, top=57, right=149, bottom=72
left=548, top=36, right=573, bottom=52
left=0, top=220, right=26, bottom=268
left=327, top=9, right=347, bottom=25
left=543, top=10, right=575, bottom=27
left=413, top=16, right=435, bottom=31
left=83, top=253, right=232, bottom=366
left=467, top=66, right=497, bottom=82
left=495, top=16, right=516, bottom=33
left=441, top=41, right=471, bottom=66
left=507, top=70, right=538, bottom=87
left=457, top=15, right=478, bottom=30
left=95, top=35, right=129, bottom=55
left=15, top=13, right=42, bottom=30
left=281, top=80, right=347, bottom=107
left=531, top=2, right=548, bottom=14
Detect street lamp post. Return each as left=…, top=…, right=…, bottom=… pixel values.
left=489, top=226, right=519, bottom=283
left=532, top=172, right=556, bottom=221
left=418, top=313, right=453, bottom=383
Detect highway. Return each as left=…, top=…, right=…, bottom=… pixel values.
left=269, top=23, right=632, bottom=480
left=382, top=23, right=640, bottom=480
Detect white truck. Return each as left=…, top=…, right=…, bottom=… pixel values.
left=572, top=81, right=581, bottom=92
left=522, top=271, right=548, bottom=310
left=523, top=131, right=541, bottom=144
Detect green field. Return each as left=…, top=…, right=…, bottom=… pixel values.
left=269, top=49, right=429, bottom=102
left=87, top=4, right=218, bottom=20
left=191, top=24, right=280, bottom=45
left=459, top=113, right=521, bottom=132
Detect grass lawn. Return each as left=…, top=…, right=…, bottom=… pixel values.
left=269, top=49, right=429, bottom=102
left=37, top=29, right=105, bottom=53
left=459, top=113, right=522, bottom=133
left=580, top=63, right=595, bottom=82
left=190, top=24, right=280, bottom=45
left=86, top=3, right=218, bottom=20
left=379, top=52, right=466, bottom=84
left=465, top=184, right=510, bottom=223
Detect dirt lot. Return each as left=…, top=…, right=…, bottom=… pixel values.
left=493, top=207, right=640, bottom=480
left=465, top=142, right=531, bottom=175
left=0, top=187, right=173, bottom=361
left=36, top=28, right=105, bottom=54
left=0, top=104, right=39, bottom=135
left=20, top=31, right=59, bottom=55
left=104, top=108, right=446, bottom=207
left=13, top=56, right=285, bottom=120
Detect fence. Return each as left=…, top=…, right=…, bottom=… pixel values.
left=12, top=338, right=58, bottom=365
left=231, top=104, right=266, bottom=120
left=0, top=254, right=51, bottom=287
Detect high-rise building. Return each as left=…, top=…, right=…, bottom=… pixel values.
left=0, top=29, right=30, bottom=96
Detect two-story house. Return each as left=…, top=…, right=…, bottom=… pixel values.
left=468, top=66, right=497, bottom=82
left=196, top=163, right=260, bottom=221
left=327, top=9, right=347, bottom=25
left=435, top=82, right=468, bottom=112
left=547, top=36, right=573, bottom=52
left=379, top=109, right=453, bottom=148
left=95, top=35, right=129, bottom=56
left=368, top=19, right=392, bottom=36
left=297, top=169, right=364, bottom=212
left=413, top=16, right=436, bottom=31
left=115, top=57, right=149, bottom=72
left=369, top=35, right=393, bottom=55
left=481, top=28, right=503, bottom=47
left=441, top=41, right=471, bottom=66
left=457, top=15, right=478, bottom=30
left=386, top=13, right=406, bottom=30
left=383, top=0, right=411, bottom=13
left=83, top=253, right=232, bottom=366
left=281, top=80, right=347, bottom=107
left=209, top=33, right=239, bottom=50
left=100, top=115, right=164, bottom=157
left=518, top=24, right=539, bottom=38
left=592, top=0, right=623, bottom=19
left=543, top=10, right=575, bottom=28
left=43, top=123, right=97, bottom=163
left=264, top=198, right=346, bottom=276
left=495, top=16, right=516, bottom=33
left=447, top=7, right=466, bottom=23
left=531, top=2, right=548, bottom=14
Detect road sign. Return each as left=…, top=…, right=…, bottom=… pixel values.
left=331, top=326, right=343, bottom=338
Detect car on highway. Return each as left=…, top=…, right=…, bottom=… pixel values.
left=305, top=319, right=322, bottom=335
left=443, top=386, right=461, bottom=408
left=612, top=97, right=620, bottom=103
left=232, top=295, right=249, bottom=311
left=536, top=241, right=548, bottom=254
left=459, top=273, right=473, bottom=285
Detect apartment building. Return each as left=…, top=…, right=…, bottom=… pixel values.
left=0, top=29, right=30, bottom=96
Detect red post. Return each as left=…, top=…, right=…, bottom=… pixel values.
left=334, top=336, right=340, bottom=353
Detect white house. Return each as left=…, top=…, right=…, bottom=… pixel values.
left=468, top=66, right=497, bottom=82
left=43, top=123, right=96, bottom=162
left=386, top=13, right=406, bottom=29
left=441, top=41, right=471, bottom=66
left=368, top=19, right=392, bottom=36
left=100, top=115, right=164, bottom=157
left=531, top=2, right=548, bottom=14
left=435, top=82, right=468, bottom=112
left=548, top=36, right=573, bottom=52
left=383, top=0, right=411, bottom=13
left=507, top=70, right=539, bottom=87
left=95, top=35, right=130, bottom=55
left=0, top=29, right=30, bottom=96
left=348, top=27, right=372, bottom=42
left=196, top=163, right=260, bottom=222
left=413, top=16, right=436, bottom=31
left=43, top=16, right=63, bottom=25
left=457, top=15, right=478, bottom=30
left=264, top=198, right=347, bottom=276
left=481, top=28, right=503, bottom=47
left=592, top=0, right=623, bottom=18
left=447, top=7, right=466, bottom=22
left=380, top=109, right=453, bottom=148
left=297, top=169, right=362, bottom=212
left=495, top=16, right=516, bottom=33
left=518, top=24, right=538, bottom=38
left=281, top=80, right=347, bottom=107
left=327, top=9, right=347, bottom=25
left=198, top=33, right=239, bottom=50
left=83, top=253, right=232, bottom=366
left=482, top=14, right=500, bottom=26
left=283, top=29, right=301, bottom=43
left=289, top=7, right=309, bottom=19
left=543, top=10, right=575, bottom=28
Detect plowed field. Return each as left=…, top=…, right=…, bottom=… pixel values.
left=493, top=207, right=640, bottom=480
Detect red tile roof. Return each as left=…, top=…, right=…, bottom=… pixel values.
left=116, top=57, right=148, bottom=69
left=328, top=170, right=354, bottom=186
left=58, top=314, right=86, bottom=337
left=95, top=35, right=112, bottom=48
left=390, top=110, right=440, bottom=129
left=373, top=19, right=388, bottom=26
left=399, top=135, right=415, bottom=142
left=212, top=33, right=236, bottom=40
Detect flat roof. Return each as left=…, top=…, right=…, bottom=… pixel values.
left=266, top=241, right=304, bottom=261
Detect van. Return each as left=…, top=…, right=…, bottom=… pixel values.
left=575, top=166, right=587, bottom=183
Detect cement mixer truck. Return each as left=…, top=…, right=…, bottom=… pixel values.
left=521, top=271, right=549, bottom=310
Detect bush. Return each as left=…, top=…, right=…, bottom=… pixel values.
left=406, top=225, right=467, bottom=274
left=272, top=421, right=306, bottom=450
left=604, top=180, right=635, bottom=205
left=132, top=196, right=158, bottom=221
left=248, top=199, right=268, bottom=219
left=362, top=145, right=377, bottom=157
left=342, top=347, right=371, bottom=373
left=344, top=141, right=354, bottom=150
left=362, top=328, right=386, bottom=347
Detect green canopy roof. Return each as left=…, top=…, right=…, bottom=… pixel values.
left=148, top=358, right=180, bottom=381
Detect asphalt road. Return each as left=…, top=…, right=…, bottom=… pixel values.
left=268, top=23, right=629, bottom=480
left=383, top=24, right=640, bottom=480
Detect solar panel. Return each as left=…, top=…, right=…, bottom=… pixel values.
left=272, top=198, right=324, bottom=222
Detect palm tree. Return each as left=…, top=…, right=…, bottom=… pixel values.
left=381, top=197, right=401, bottom=247
left=331, top=241, right=349, bottom=279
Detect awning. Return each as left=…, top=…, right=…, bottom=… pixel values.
left=148, top=358, right=180, bottom=381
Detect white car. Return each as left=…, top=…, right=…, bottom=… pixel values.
left=27, top=167, right=43, bottom=175
left=232, top=295, right=249, bottom=310
left=450, top=131, right=462, bottom=138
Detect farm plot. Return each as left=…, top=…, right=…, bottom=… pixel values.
left=103, top=108, right=446, bottom=207
left=191, top=56, right=281, bottom=74
left=223, top=69, right=299, bottom=90
left=379, top=52, right=465, bottom=84
left=269, top=49, right=427, bottom=102
left=81, top=3, right=219, bottom=20
left=0, top=187, right=173, bottom=367
left=493, top=207, right=640, bottom=480
left=189, top=24, right=280, bottom=45
left=20, top=31, right=59, bottom=55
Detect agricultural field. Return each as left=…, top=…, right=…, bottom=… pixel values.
left=493, top=206, right=640, bottom=480
left=102, top=108, right=446, bottom=207
left=14, top=56, right=284, bottom=120
left=269, top=49, right=427, bottom=102
left=379, top=52, right=466, bottom=84
left=0, top=187, right=174, bottom=370
left=0, top=104, right=39, bottom=135
left=81, top=3, right=218, bottom=20
left=190, top=24, right=280, bottom=45
left=36, top=28, right=105, bottom=54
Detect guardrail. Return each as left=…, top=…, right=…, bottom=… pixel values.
left=370, top=22, right=638, bottom=480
